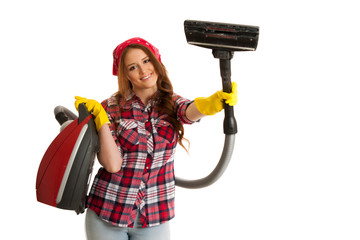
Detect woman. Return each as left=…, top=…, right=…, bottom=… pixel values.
left=75, top=37, right=237, bottom=240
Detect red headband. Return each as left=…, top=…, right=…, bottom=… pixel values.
left=112, top=37, right=161, bottom=76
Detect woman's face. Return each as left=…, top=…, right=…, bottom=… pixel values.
left=124, top=48, right=159, bottom=96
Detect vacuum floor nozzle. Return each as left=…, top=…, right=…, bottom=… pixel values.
left=184, top=20, right=259, bottom=52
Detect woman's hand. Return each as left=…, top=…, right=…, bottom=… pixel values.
left=75, top=96, right=110, bottom=132
left=194, top=82, right=238, bottom=116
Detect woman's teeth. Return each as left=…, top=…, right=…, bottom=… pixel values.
left=141, top=74, right=151, bottom=80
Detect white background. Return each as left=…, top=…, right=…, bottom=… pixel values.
left=1, top=0, right=360, bottom=239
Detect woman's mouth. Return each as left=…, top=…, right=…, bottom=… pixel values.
left=141, top=73, right=152, bottom=81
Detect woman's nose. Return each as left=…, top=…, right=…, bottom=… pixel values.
left=138, top=65, right=145, bottom=74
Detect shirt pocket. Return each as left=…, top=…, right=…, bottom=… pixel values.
left=154, top=120, right=176, bottom=146
left=117, top=119, right=140, bottom=152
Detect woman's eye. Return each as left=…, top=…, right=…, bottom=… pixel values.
left=129, top=65, right=137, bottom=71
left=144, top=58, right=150, bottom=64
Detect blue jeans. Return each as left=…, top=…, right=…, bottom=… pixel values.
left=85, top=209, right=171, bottom=240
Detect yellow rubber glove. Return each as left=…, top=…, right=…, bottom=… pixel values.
left=194, top=82, right=238, bottom=115
left=75, top=96, right=110, bottom=132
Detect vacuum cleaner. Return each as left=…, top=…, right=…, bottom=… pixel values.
left=36, top=104, right=99, bottom=214
left=175, top=20, right=259, bottom=188
left=35, top=20, right=259, bottom=213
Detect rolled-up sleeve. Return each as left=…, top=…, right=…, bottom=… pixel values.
left=173, top=94, right=198, bottom=125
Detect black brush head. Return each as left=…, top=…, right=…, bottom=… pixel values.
left=184, top=20, right=259, bottom=52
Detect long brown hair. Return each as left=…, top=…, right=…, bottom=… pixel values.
left=115, top=44, right=188, bottom=150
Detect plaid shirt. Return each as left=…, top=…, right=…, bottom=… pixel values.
left=87, top=91, right=195, bottom=228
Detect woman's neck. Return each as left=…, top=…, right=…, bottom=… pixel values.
left=133, top=88, right=158, bottom=105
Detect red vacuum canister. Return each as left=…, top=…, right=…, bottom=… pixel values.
left=36, top=104, right=98, bottom=214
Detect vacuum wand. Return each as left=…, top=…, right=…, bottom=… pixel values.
left=213, top=49, right=237, bottom=134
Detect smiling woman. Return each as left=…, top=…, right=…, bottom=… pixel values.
left=73, top=37, right=238, bottom=240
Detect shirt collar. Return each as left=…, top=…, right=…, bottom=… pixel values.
left=108, top=90, right=159, bottom=110
left=122, top=91, right=138, bottom=109
left=107, top=91, right=135, bottom=109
